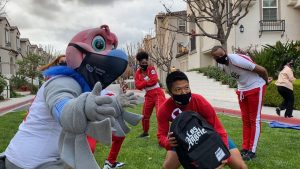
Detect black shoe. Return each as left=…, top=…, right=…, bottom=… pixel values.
left=138, top=133, right=149, bottom=138
left=285, top=115, right=293, bottom=118
left=276, top=108, right=281, bottom=116
left=240, top=149, right=248, bottom=158
left=243, top=152, right=256, bottom=161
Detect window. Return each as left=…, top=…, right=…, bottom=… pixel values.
left=5, top=29, right=10, bottom=44
left=190, top=35, right=196, bottom=51
left=16, top=37, right=20, bottom=50
left=178, top=19, right=186, bottom=32
left=262, top=0, right=278, bottom=20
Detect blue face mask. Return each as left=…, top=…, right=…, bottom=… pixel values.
left=69, top=43, right=128, bottom=89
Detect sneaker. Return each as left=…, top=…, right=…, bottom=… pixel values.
left=285, top=115, right=293, bottom=118
left=240, top=149, right=248, bottom=158
left=243, top=152, right=256, bottom=161
left=276, top=108, right=281, bottom=116
left=138, top=132, right=149, bottom=138
left=103, top=160, right=125, bottom=169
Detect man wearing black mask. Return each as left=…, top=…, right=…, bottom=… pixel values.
left=211, top=45, right=271, bottom=161
left=157, top=71, right=247, bottom=169
left=134, top=51, right=166, bottom=138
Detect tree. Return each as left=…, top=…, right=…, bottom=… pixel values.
left=16, top=53, right=43, bottom=92
left=143, top=31, right=176, bottom=74
left=0, top=0, right=8, bottom=16
left=162, top=0, right=253, bottom=48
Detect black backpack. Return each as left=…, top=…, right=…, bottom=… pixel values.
left=170, top=111, right=230, bottom=169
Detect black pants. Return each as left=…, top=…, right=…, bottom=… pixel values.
left=277, top=86, right=294, bottom=117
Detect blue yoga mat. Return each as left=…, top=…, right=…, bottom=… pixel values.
left=269, top=121, right=300, bottom=130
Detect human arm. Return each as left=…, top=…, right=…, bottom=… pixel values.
left=157, top=108, right=173, bottom=150
left=287, top=68, right=296, bottom=82
left=134, top=71, right=147, bottom=90
left=252, top=65, right=269, bottom=85
left=146, top=67, right=159, bottom=87
left=197, top=96, right=228, bottom=147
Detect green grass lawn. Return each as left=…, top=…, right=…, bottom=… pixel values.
left=1, top=105, right=300, bottom=168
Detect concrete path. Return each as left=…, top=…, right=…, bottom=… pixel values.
left=0, top=95, right=35, bottom=116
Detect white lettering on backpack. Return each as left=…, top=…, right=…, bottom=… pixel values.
left=185, top=126, right=207, bottom=151
left=215, top=147, right=226, bottom=162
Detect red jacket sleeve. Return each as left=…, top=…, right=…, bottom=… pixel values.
left=156, top=106, right=172, bottom=150
left=134, top=70, right=147, bottom=90
left=197, top=96, right=228, bottom=148
left=146, top=66, right=159, bottom=87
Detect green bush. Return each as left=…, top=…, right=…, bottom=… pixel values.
left=252, top=41, right=300, bottom=79
left=10, top=75, right=29, bottom=90
left=0, top=74, right=7, bottom=94
left=197, top=66, right=237, bottom=88
left=264, top=80, right=300, bottom=110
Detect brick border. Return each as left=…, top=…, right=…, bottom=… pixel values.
left=214, top=107, right=300, bottom=125
left=0, top=98, right=34, bottom=114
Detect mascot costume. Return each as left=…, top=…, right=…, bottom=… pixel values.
left=0, top=25, right=142, bottom=169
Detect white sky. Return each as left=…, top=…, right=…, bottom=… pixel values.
left=5, top=0, right=186, bottom=54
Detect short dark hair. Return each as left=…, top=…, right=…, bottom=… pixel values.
left=136, top=51, right=149, bottom=61
left=166, top=71, right=189, bottom=93
left=211, top=46, right=225, bottom=54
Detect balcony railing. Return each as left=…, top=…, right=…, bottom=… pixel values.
left=259, top=20, right=285, bottom=38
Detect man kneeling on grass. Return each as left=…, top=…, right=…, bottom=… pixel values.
left=156, top=71, right=247, bottom=169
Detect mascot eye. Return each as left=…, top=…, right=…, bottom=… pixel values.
left=92, top=36, right=106, bottom=52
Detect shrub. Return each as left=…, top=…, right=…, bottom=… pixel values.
left=197, top=66, right=237, bottom=88
left=0, top=74, right=7, bottom=94
left=10, top=75, right=29, bottom=90
left=251, top=41, right=300, bottom=79
left=264, top=80, right=300, bottom=110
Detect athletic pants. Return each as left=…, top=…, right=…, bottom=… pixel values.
left=142, top=88, right=166, bottom=133
left=236, top=85, right=266, bottom=153
left=87, top=134, right=125, bottom=164
left=277, top=86, right=294, bottom=117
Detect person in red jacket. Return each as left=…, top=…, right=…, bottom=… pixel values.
left=135, top=51, right=166, bottom=138
left=157, top=71, right=247, bottom=169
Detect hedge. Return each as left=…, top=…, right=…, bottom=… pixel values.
left=264, top=80, right=300, bottom=110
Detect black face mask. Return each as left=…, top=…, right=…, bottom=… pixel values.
left=289, top=62, right=295, bottom=68
left=172, top=92, right=192, bottom=105
left=58, top=62, right=67, bottom=66
left=140, top=65, right=148, bottom=71
left=69, top=43, right=128, bottom=89
left=216, top=55, right=228, bottom=64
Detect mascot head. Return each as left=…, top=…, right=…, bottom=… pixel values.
left=66, top=25, right=128, bottom=89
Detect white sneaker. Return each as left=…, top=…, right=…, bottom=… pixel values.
left=103, top=160, right=125, bottom=169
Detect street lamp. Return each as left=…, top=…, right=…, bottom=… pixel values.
left=239, top=24, right=244, bottom=33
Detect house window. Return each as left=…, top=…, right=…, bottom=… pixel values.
left=262, top=0, right=278, bottom=20
left=5, top=29, right=10, bottom=44
left=190, top=35, right=196, bottom=51
left=16, top=37, right=20, bottom=50
left=178, top=19, right=186, bottom=32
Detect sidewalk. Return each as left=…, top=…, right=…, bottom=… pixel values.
left=1, top=88, right=300, bottom=125
left=130, top=89, right=300, bottom=125
left=0, top=95, right=35, bottom=116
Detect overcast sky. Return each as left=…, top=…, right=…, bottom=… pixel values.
left=5, top=0, right=185, bottom=54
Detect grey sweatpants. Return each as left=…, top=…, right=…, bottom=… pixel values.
left=5, top=158, right=71, bottom=169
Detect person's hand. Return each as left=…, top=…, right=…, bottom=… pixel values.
left=168, top=132, right=178, bottom=147
left=267, top=77, right=273, bottom=84
left=215, top=159, right=227, bottom=169
left=144, top=76, right=150, bottom=81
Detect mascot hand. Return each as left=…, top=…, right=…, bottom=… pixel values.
left=117, top=92, right=138, bottom=109
left=85, top=82, right=116, bottom=125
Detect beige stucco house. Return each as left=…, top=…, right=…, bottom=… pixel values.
left=178, top=0, right=300, bottom=70
left=144, top=11, right=189, bottom=84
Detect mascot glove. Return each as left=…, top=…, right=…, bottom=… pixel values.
left=116, top=92, right=138, bottom=111
left=85, top=82, right=116, bottom=124
left=60, top=82, right=116, bottom=134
